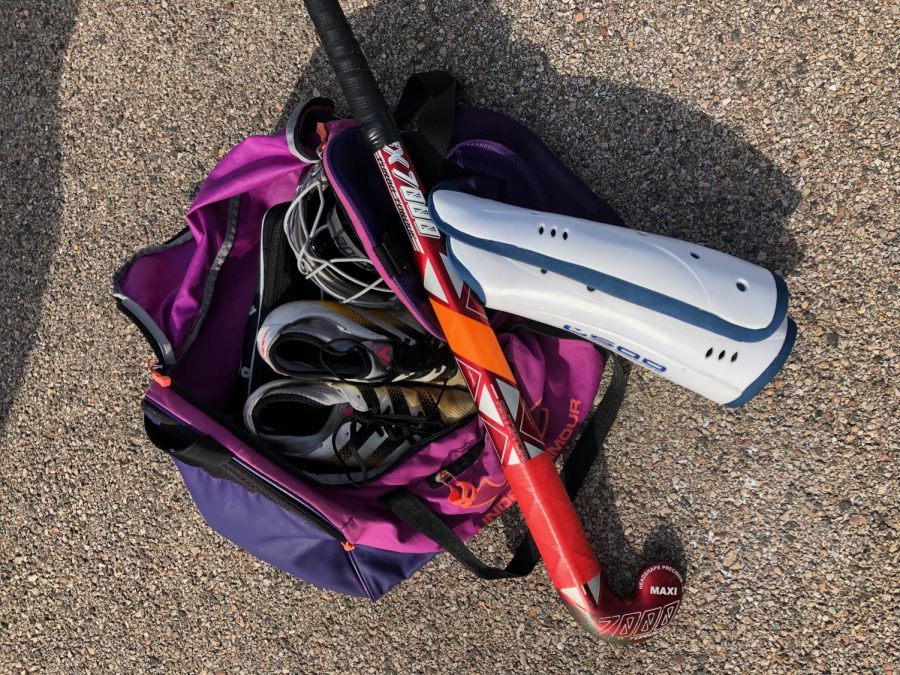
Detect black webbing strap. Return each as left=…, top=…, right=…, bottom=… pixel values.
left=383, top=489, right=526, bottom=580
left=382, top=356, right=628, bottom=580
left=560, top=356, right=628, bottom=499
left=363, top=71, right=458, bottom=279
left=142, top=400, right=234, bottom=470
left=393, top=71, right=459, bottom=189
left=169, top=436, right=233, bottom=470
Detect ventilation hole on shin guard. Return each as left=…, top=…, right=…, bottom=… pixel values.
left=690, top=252, right=700, bottom=259
left=731, top=352, right=739, bottom=362
left=587, top=286, right=596, bottom=292
left=736, top=281, right=747, bottom=292
left=538, top=225, right=544, bottom=235
left=562, top=231, right=569, bottom=240
left=718, top=350, right=726, bottom=360
left=550, top=228, right=557, bottom=237
left=705, top=348, right=713, bottom=358
left=540, top=269, right=547, bottom=274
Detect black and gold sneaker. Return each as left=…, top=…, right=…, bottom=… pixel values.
left=243, top=378, right=475, bottom=484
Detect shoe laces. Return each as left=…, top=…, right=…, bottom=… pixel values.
left=393, top=337, right=453, bottom=378
left=318, top=334, right=454, bottom=384
left=329, top=385, right=448, bottom=486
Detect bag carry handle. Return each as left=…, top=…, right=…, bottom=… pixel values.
left=382, top=357, right=627, bottom=580
left=352, top=71, right=460, bottom=281
left=394, top=71, right=459, bottom=189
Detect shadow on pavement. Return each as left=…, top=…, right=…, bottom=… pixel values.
left=0, top=1, right=78, bottom=432
left=281, top=0, right=801, bottom=274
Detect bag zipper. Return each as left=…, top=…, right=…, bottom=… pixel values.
left=222, top=457, right=348, bottom=545
left=260, top=210, right=291, bottom=312
left=447, top=139, right=548, bottom=204
left=424, top=438, right=486, bottom=488
left=239, top=202, right=295, bottom=394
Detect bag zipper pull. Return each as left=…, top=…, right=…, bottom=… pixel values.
left=146, top=358, right=172, bottom=388
left=316, top=121, right=329, bottom=147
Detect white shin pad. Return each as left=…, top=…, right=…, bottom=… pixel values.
left=428, top=189, right=796, bottom=407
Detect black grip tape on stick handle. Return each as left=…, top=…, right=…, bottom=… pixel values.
left=303, top=0, right=400, bottom=152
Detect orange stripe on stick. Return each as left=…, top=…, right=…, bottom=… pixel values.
left=430, top=300, right=514, bottom=381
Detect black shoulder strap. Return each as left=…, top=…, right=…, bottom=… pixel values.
left=382, top=356, right=627, bottom=580
left=394, top=71, right=459, bottom=189
left=382, top=489, right=529, bottom=579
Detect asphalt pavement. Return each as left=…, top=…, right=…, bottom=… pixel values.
left=1, top=0, right=896, bottom=672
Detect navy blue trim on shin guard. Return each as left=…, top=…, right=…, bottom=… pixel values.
left=445, top=241, right=487, bottom=304
left=429, top=189, right=789, bottom=343
left=725, top=318, right=797, bottom=408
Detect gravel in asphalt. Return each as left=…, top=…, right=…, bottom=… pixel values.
left=1, top=0, right=896, bottom=672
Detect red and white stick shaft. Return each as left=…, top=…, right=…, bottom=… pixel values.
left=302, top=0, right=683, bottom=641
left=374, top=142, right=681, bottom=641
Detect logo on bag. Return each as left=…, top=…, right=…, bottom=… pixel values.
left=547, top=398, right=581, bottom=457
left=477, top=493, right=517, bottom=529
left=447, top=397, right=585, bottom=527
left=527, top=399, right=550, bottom=437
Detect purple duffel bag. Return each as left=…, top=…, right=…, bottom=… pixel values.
left=112, top=73, right=625, bottom=599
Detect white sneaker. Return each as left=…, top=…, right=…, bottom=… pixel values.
left=256, top=300, right=458, bottom=384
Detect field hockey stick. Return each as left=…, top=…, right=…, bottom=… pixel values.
left=302, top=0, right=683, bottom=642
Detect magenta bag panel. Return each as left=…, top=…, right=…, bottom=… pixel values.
left=114, top=134, right=308, bottom=362
left=144, top=326, right=603, bottom=554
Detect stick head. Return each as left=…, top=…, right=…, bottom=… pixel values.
left=560, top=562, right=684, bottom=644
